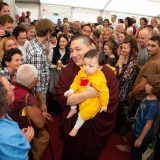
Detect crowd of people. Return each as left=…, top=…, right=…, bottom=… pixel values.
left=0, top=1, right=160, bottom=160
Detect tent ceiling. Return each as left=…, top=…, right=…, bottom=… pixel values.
left=40, top=0, right=160, bottom=17
left=106, top=0, right=160, bottom=17
left=16, top=0, right=40, bottom=3
left=40, top=0, right=110, bottom=10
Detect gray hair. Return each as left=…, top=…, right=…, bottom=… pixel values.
left=16, top=64, right=38, bottom=87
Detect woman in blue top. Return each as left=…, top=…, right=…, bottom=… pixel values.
left=0, top=74, right=34, bottom=160
left=130, top=75, right=160, bottom=160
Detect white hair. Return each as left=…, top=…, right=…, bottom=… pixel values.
left=16, top=64, right=38, bottom=87
left=96, top=25, right=104, bottom=33
left=117, top=23, right=125, bottom=30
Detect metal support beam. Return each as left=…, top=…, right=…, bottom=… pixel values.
left=102, top=0, right=112, bottom=10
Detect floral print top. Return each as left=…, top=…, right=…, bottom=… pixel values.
left=117, top=55, right=139, bottom=101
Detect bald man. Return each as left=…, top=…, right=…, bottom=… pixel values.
left=137, top=29, right=152, bottom=66
left=116, top=23, right=125, bottom=35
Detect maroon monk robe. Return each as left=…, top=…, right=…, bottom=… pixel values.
left=55, top=60, right=119, bottom=160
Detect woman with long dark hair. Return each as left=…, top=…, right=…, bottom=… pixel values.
left=124, top=17, right=133, bottom=35
left=52, top=33, right=70, bottom=67
left=115, top=35, right=139, bottom=139
left=48, top=34, right=70, bottom=114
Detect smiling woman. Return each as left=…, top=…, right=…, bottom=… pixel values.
left=0, top=2, right=10, bottom=16
left=52, top=33, right=70, bottom=66
left=1, top=48, right=22, bottom=82
left=0, top=37, right=17, bottom=63
left=115, top=35, right=139, bottom=135
left=48, top=33, right=70, bottom=114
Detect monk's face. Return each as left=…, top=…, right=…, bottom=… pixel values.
left=70, top=39, right=90, bottom=66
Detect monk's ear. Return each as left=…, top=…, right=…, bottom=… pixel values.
left=88, top=43, right=93, bottom=50
left=90, top=43, right=96, bottom=49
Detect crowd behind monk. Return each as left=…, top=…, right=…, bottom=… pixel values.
left=0, top=2, right=160, bottom=160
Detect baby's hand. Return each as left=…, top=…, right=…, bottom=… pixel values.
left=64, top=89, right=74, bottom=97
left=100, top=107, right=107, bottom=113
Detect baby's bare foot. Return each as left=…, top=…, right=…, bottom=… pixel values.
left=69, top=128, right=78, bottom=137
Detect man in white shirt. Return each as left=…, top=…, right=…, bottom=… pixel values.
left=111, top=15, right=117, bottom=31
left=12, top=26, right=29, bottom=62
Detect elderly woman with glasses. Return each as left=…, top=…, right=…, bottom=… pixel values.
left=0, top=74, right=34, bottom=159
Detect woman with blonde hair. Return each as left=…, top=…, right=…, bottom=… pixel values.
left=102, top=27, right=117, bottom=49
left=96, top=25, right=104, bottom=34
left=0, top=37, right=17, bottom=63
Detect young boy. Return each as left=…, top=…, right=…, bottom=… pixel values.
left=64, top=49, right=109, bottom=137
left=130, top=75, right=160, bottom=160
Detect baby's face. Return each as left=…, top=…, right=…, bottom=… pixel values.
left=83, top=57, right=99, bottom=75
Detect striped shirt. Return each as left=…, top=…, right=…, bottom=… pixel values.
left=1, top=67, right=12, bottom=82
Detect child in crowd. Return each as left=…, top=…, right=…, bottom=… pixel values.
left=64, top=49, right=109, bottom=137
left=130, top=75, right=160, bottom=160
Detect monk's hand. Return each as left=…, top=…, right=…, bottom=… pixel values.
left=64, top=89, right=74, bottom=97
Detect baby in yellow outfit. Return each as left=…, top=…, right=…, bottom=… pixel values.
left=64, top=49, right=109, bottom=137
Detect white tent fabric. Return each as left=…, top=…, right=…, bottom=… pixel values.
left=16, top=0, right=160, bottom=23
left=40, top=0, right=110, bottom=10
left=40, top=0, right=160, bottom=17
left=106, top=0, right=160, bottom=17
